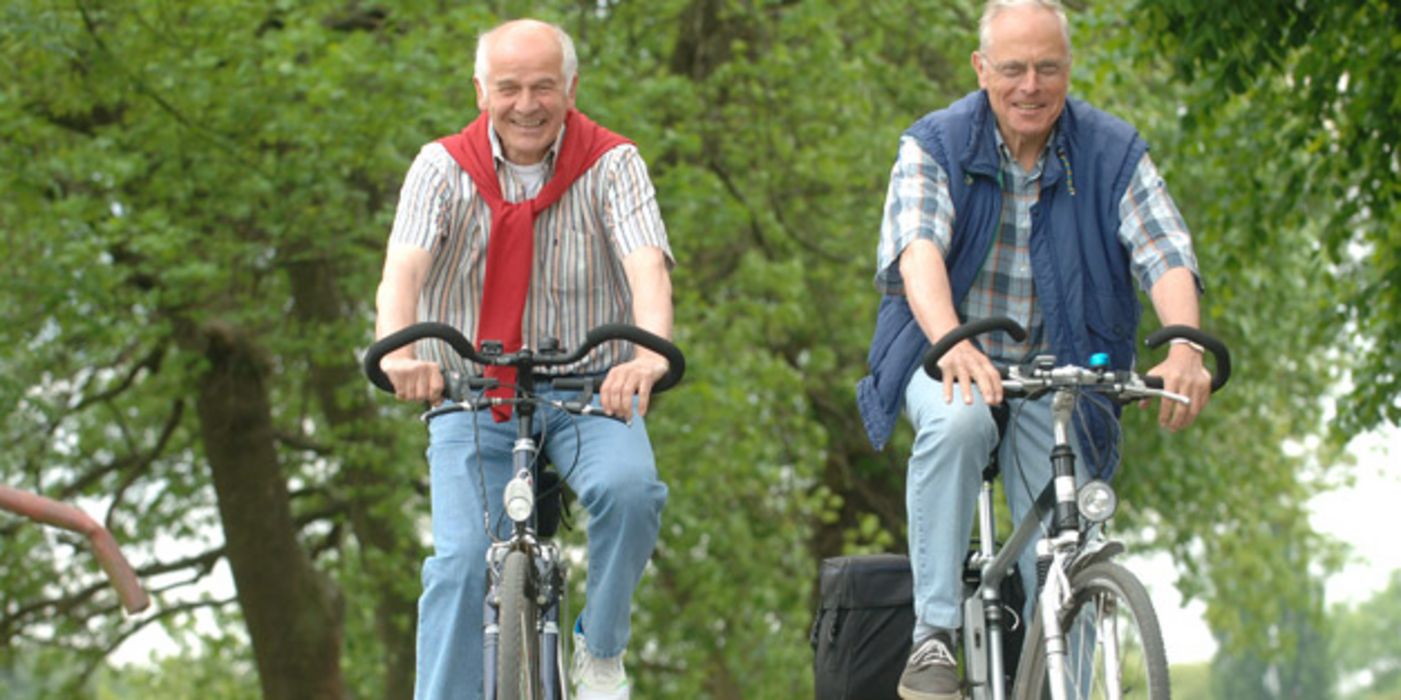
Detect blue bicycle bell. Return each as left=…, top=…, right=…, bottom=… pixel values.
left=1089, top=352, right=1110, bottom=369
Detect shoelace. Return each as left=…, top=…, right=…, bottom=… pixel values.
left=909, top=637, right=958, bottom=669
left=574, top=645, right=626, bottom=687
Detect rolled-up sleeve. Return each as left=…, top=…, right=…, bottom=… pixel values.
left=875, top=136, right=955, bottom=294
left=602, top=145, right=674, bottom=267
left=1118, top=153, right=1201, bottom=294
left=389, top=145, right=458, bottom=253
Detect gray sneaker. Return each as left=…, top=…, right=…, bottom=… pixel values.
left=897, top=632, right=961, bottom=700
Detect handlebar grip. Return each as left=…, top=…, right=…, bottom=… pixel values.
left=582, top=324, right=687, bottom=393
left=921, top=317, right=1030, bottom=382
left=363, top=323, right=478, bottom=394
left=1143, top=325, right=1232, bottom=392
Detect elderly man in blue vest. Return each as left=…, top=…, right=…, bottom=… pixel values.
left=855, top=2, right=1213, bottom=698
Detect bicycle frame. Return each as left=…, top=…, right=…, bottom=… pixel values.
left=927, top=316, right=1229, bottom=700
left=962, top=390, right=1122, bottom=700
left=481, top=381, right=568, bottom=700
left=364, top=321, right=685, bottom=700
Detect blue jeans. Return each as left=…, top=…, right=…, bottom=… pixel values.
left=903, top=369, right=1088, bottom=642
left=415, top=390, right=667, bottom=700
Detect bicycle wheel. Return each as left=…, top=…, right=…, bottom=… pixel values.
left=497, top=550, right=541, bottom=700
left=1013, top=561, right=1170, bottom=700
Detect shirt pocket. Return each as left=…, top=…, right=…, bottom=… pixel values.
left=541, top=226, right=602, bottom=296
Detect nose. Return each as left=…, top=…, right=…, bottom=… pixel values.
left=1017, top=70, right=1041, bottom=92
left=518, top=87, right=541, bottom=113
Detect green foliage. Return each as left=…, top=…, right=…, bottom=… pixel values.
left=1131, top=0, right=1401, bottom=436
left=94, top=634, right=259, bottom=700
left=1170, top=661, right=1211, bottom=699
left=1332, top=570, right=1401, bottom=699
left=2, top=0, right=1393, bottom=697
left=0, top=0, right=453, bottom=694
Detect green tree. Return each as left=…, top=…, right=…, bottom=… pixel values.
left=1333, top=570, right=1401, bottom=699
left=2, top=1, right=1392, bottom=698
left=1125, top=0, right=1399, bottom=675
left=1130, top=0, right=1400, bottom=437
left=1207, top=566, right=1334, bottom=700
left=1, top=2, right=472, bottom=697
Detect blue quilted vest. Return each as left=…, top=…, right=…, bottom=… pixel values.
left=855, top=90, right=1148, bottom=475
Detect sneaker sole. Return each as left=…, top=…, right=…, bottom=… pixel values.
left=896, top=684, right=961, bottom=700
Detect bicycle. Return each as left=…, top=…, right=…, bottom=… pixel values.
left=364, top=322, right=685, bottom=700
left=920, top=317, right=1230, bottom=700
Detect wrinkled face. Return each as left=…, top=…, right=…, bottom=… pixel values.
left=474, top=26, right=577, bottom=165
left=973, top=5, right=1071, bottom=148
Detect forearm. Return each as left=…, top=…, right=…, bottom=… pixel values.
left=622, top=246, right=674, bottom=361
left=375, top=245, right=432, bottom=358
left=899, top=239, right=961, bottom=344
left=1148, top=266, right=1201, bottom=329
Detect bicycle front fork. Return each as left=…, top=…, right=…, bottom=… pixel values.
left=1035, top=536, right=1082, bottom=700
left=482, top=544, right=567, bottom=700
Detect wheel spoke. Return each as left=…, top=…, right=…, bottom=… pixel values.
left=1013, top=562, right=1169, bottom=700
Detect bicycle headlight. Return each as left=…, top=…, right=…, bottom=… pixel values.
left=503, top=477, right=535, bottom=523
left=1076, top=480, right=1118, bottom=523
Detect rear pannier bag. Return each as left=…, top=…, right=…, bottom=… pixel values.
left=810, top=554, right=914, bottom=700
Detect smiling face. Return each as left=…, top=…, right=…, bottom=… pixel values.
left=972, top=4, right=1071, bottom=158
left=473, top=23, right=577, bottom=165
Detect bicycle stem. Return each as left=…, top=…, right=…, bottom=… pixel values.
left=1050, top=391, right=1081, bottom=536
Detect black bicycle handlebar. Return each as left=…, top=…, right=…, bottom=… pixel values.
left=921, top=317, right=1231, bottom=392
left=364, top=322, right=686, bottom=396
left=921, top=317, right=1029, bottom=382
left=1143, top=325, right=1231, bottom=391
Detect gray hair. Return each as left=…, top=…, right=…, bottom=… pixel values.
left=473, top=19, right=578, bottom=87
left=978, top=0, right=1072, bottom=56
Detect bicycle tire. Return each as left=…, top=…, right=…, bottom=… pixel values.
left=497, top=550, right=541, bottom=700
left=1012, top=561, right=1170, bottom=700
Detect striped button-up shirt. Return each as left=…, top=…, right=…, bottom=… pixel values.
left=875, top=131, right=1198, bottom=364
left=389, top=124, right=673, bottom=376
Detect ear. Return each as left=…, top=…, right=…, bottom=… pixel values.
left=971, top=52, right=989, bottom=90
left=473, top=78, right=487, bottom=111
left=565, top=74, right=579, bottom=110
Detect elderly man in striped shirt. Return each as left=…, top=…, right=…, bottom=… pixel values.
left=374, top=18, right=672, bottom=700
left=854, top=2, right=1214, bottom=698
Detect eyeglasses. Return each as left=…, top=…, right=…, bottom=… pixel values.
left=979, top=53, right=1070, bottom=81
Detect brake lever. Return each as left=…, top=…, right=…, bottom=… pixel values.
left=421, top=403, right=469, bottom=422
left=554, top=399, right=628, bottom=424
left=1116, top=384, right=1190, bottom=407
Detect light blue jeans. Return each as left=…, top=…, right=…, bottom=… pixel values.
left=415, top=390, right=667, bottom=700
left=903, top=369, right=1090, bottom=643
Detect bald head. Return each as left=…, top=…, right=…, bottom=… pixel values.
left=474, top=19, right=578, bottom=88
left=978, top=0, right=1071, bottom=56
left=471, top=18, right=579, bottom=164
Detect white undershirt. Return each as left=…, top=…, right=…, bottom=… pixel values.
left=502, top=159, right=548, bottom=198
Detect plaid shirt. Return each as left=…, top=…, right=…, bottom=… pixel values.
left=389, top=124, right=672, bottom=376
left=875, top=131, right=1198, bottom=364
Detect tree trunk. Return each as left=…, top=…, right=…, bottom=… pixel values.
left=194, top=321, right=346, bottom=700
left=287, top=253, right=421, bottom=700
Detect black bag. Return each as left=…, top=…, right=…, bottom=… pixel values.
left=810, top=552, right=1027, bottom=699
left=810, top=554, right=914, bottom=700
left=534, top=467, right=570, bottom=539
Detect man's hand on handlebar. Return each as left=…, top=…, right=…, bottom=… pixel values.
left=600, top=351, right=670, bottom=421
left=938, top=340, right=1005, bottom=406
left=382, top=355, right=444, bottom=404
left=1144, top=344, right=1212, bottom=432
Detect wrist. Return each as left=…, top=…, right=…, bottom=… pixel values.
left=1169, top=337, right=1204, bottom=354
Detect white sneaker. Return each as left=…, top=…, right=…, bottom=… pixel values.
left=572, top=620, right=630, bottom=700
